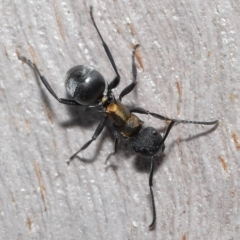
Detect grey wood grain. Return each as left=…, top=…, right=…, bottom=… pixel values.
left=0, top=0, right=239, bottom=239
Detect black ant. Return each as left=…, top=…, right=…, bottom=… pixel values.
left=19, top=7, right=218, bottom=230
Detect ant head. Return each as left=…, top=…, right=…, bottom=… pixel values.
left=65, top=65, right=106, bottom=106
left=132, top=127, right=165, bottom=157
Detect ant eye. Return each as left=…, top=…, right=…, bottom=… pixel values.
left=151, top=129, right=157, bottom=135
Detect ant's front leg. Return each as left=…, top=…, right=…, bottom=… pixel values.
left=130, top=107, right=218, bottom=125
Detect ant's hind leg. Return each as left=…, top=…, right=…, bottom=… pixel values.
left=90, top=7, right=120, bottom=90
left=19, top=56, right=81, bottom=105
left=67, top=116, right=108, bottom=164
left=119, top=44, right=140, bottom=101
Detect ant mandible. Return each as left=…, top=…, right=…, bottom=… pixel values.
left=19, top=7, right=218, bottom=230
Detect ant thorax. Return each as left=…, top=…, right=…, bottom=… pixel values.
left=105, top=100, right=143, bottom=138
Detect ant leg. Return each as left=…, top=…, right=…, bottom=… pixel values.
left=130, top=107, right=218, bottom=125
left=90, top=7, right=120, bottom=90
left=19, top=56, right=81, bottom=105
left=159, top=120, right=176, bottom=145
left=67, top=116, right=108, bottom=163
left=105, top=125, right=119, bottom=163
left=148, top=156, right=156, bottom=230
left=119, top=44, right=140, bottom=101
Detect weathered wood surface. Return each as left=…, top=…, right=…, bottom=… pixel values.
left=0, top=1, right=239, bottom=239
